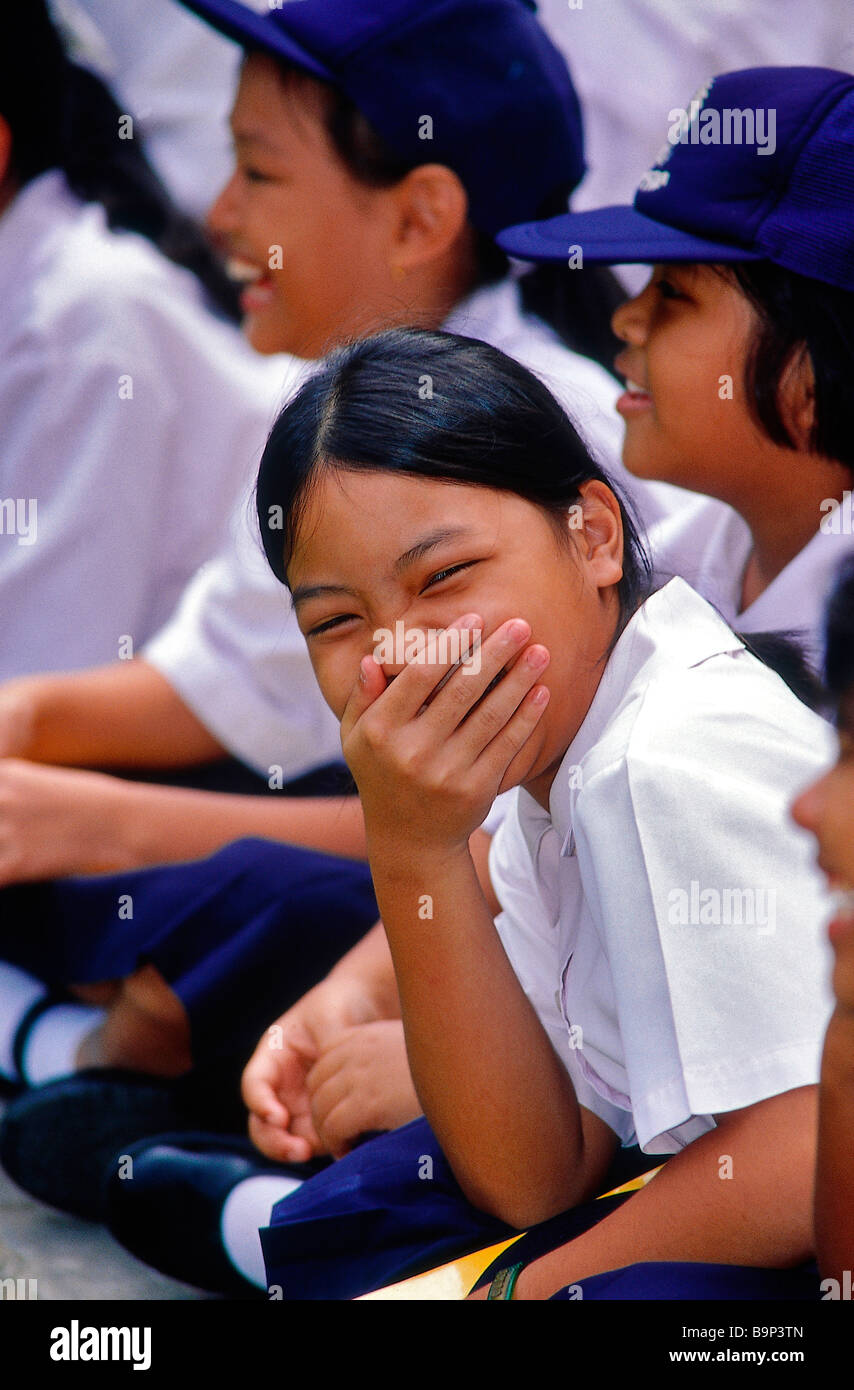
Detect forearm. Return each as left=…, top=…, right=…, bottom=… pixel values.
left=5, top=660, right=223, bottom=768
left=514, top=1085, right=818, bottom=1299
left=368, top=839, right=592, bottom=1226
left=107, top=783, right=369, bottom=870
left=815, top=1009, right=854, bottom=1282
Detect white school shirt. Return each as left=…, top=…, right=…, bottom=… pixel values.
left=647, top=493, right=854, bottom=670
left=488, top=577, right=836, bottom=1154
left=144, top=277, right=691, bottom=778
left=62, top=0, right=240, bottom=220
left=0, top=170, right=292, bottom=679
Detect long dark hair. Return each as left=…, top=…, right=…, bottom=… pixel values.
left=1, top=1, right=239, bottom=319
left=255, top=328, right=652, bottom=626
left=271, top=60, right=625, bottom=376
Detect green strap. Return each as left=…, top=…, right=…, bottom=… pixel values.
left=486, top=1262, right=524, bottom=1300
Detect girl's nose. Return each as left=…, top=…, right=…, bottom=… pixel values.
left=611, top=282, right=653, bottom=346
left=206, top=171, right=241, bottom=241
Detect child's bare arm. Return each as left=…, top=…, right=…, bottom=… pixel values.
left=486, top=1084, right=818, bottom=1300
left=815, top=919, right=854, bottom=1283
left=0, top=660, right=224, bottom=768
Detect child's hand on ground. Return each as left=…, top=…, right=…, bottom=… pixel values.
left=242, top=977, right=386, bottom=1163
left=305, top=1020, right=421, bottom=1158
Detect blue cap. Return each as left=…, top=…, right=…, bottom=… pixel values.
left=498, top=66, right=854, bottom=292
left=177, top=0, right=585, bottom=236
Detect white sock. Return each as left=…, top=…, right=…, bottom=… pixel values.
left=19, top=1002, right=106, bottom=1084
left=0, top=961, right=47, bottom=1079
left=220, top=1173, right=304, bottom=1290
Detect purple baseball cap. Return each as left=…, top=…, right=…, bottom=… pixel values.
left=498, top=66, right=854, bottom=292
left=176, top=0, right=585, bottom=236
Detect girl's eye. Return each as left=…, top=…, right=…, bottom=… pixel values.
left=241, top=166, right=272, bottom=184
left=655, top=277, right=684, bottom=301
left=422, top=562, right=476, bottom=591
left=307, top=615, right=356, bottom=638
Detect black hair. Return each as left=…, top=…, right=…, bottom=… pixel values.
left=255, top=327, right=653, bottom=631
left=823, top=554, right=854, bottom=706
left=722, top=263, right=854, bottom=474
left=270, top=58, right=626, bottom=376
left=1, top=1, right=239, bottom=320
left=736, top=632, right=824, bottom=712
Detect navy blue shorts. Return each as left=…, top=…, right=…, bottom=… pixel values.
left=0, top=838, right=378, bottom=1068
left=259, top=1116, right=822, bottom=1301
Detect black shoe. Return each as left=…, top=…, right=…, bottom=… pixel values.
left=104, top=1132, right=311, bottom=1298
left=0, top=1068, right=232, bottom=1221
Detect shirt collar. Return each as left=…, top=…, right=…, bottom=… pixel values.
left=515, top=578, right=744, bottom=848
left=441, top=277, right=522, bottom=342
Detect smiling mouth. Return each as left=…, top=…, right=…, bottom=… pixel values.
left=829, top=886, right=854, bottom=920
left=226, top=256, right=275, bottom=311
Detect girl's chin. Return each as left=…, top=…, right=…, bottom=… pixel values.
left=241, top=304, right=300, bottom=356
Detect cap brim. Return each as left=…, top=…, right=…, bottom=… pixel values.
left=497, top=205, right=764, bottom=265
left=179, top=0, right=333, bottom=81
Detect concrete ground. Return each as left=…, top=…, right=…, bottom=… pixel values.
left=0, top=1098, right=206, bottom=1300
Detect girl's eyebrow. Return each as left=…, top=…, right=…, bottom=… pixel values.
left=393, top=526, right=474, bottom=576
left=231, top=127, right=282, bottom=154
left=291, top=526, right=476, bottom=609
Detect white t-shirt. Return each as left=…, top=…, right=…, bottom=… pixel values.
left=54, top=0, right=241, bottom=220
left=0, top=170, right=294, bottom=679
left=145, top=277, right=689, bottom=777
left=647, top=494, right=854, bottom=670
left=488, top=577, right=836, bottom=1153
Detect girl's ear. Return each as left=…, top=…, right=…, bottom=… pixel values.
left=572, top=480, right=624, bottom=590
left=389, top=163, right=470, bottom=274
left=778, top=344, right=817, bottom=452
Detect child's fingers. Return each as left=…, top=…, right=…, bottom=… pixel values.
left=448, top=641, right=550, bottom=761
left=313, top=1095, right=366, bottom=1160
left=473, top=680, right=551, bottom=789
left=241, top=1063, right=287, bottom=1123
left=305, top=1039, right=353, bottom=1097
left=352, top=613, right=485, bottom=729
left=339, top=653, right=388, bottom=743
left=247, top=1111, right=315, bottom=1164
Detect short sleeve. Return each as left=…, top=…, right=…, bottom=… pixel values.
left=573, top=657, right=836, bottom=1152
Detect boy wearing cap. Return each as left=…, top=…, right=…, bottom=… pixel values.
left=499, top=64, right=854, bottom=670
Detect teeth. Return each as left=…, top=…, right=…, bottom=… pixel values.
left=626, top=380, right=649, bottom=395
left=225, top=257, right=262, bottom=283
left=829, top=888, right=854, bottom=919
